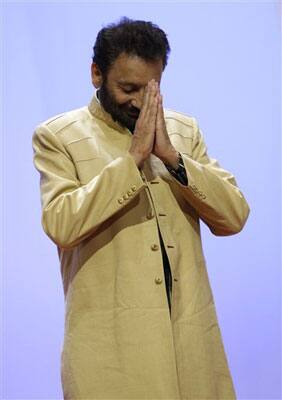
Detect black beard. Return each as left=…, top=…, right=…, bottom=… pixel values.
left=98, top=83, right=140, bottom=133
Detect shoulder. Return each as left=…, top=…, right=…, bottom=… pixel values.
left=35, top=106, right=90, bottom=136
left=32, top=106, right=94, bottom=151
left=164, top=108, right=198, bottom=138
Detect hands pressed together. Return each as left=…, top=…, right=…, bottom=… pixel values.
left=129, top=79, right=179, bottom=169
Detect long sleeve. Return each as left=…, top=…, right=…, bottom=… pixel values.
left=32, top=125, right=146, bottom=249
left=169, top=119, right=250, bottom=236
left=164, top=153, right=188, bottom=186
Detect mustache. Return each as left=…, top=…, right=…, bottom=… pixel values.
left=126, top=105, right=140, bottom=116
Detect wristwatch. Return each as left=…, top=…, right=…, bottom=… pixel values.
left=164, top=152, right=188, bottom=186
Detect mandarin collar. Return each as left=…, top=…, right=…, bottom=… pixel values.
left=88, top=94, right=131, bottom=135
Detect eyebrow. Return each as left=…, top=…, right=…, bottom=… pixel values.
left=118, top=80, right=140, bottom=88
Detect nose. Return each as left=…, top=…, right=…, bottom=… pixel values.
left=131, top=97, right=142, bottom=110
left=131, top=88, right=145, bottom=110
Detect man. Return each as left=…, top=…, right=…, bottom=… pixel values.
left=32, top=18, right=249, bottom=400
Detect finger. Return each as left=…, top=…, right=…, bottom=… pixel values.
left=139, top=82, right=151, bottom=118
left=142, top=80, right=156, bottom=110
left=138, top=80, right=158, bottom=124
left=148, top=85, right=159, bottom=121
left=159, top=94, right=165, bottom=117
left=148, top=81, right=158, bottom=108
left=156, top=94, right=164, bottom=128
left=143, top=81, right=158, bottom=120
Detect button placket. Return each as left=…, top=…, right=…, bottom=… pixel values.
left=154, top=222, right=177, bottom=312
left=142, top=172, right=160, bottom=225
left=141, top=169, right=175, bottom=309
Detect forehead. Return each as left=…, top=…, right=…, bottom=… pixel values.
left=107, top=53, right=163, bottom=85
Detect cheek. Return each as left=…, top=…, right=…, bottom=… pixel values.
left=118, top=96, right=130, bottom=107
left=110, top=87, right=129, bottom=105
left=117, top=97, right=132, bottom=110
left=117, top=94, right=131, bottom=106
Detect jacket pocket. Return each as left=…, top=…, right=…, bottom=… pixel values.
left=66, top=137, right=101, bottom=162
left=74, top=157, right=108, bottom=184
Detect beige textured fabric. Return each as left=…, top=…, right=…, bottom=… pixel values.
left=32, top=96, right=250, bottom=399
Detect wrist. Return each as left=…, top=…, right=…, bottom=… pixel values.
left=161, top=148, right=179, bottom=169
left=164, top=152, right=188, bottom=186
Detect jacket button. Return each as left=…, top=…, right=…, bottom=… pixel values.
left=118, top=198, right=124, bottom=204
left=123, top=193, right=129, bottom=200
left=151, top=244, right=159, bottom=251
left=146, top=211, right=154, bottom=219
left=155, top=277, right=163, bottom=284
left=131, top=185, right=137, bottom=192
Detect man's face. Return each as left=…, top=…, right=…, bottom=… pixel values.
left=92, top=53, right=163, bottom=132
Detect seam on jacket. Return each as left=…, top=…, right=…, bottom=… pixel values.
left=65, top=136, right=95, bottom=146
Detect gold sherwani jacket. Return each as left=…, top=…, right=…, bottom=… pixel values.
left=32, top=95, right=250, bottom=399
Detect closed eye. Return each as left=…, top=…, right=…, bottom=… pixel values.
left=123, top=88, right=135, bottom=94
left=119, top=83, right=140, bottom=94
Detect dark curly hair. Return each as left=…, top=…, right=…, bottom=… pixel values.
left=92, top=17, right=170, bottom=76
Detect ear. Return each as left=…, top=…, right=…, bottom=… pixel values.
left=91, top=63, right=103, bottom=88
